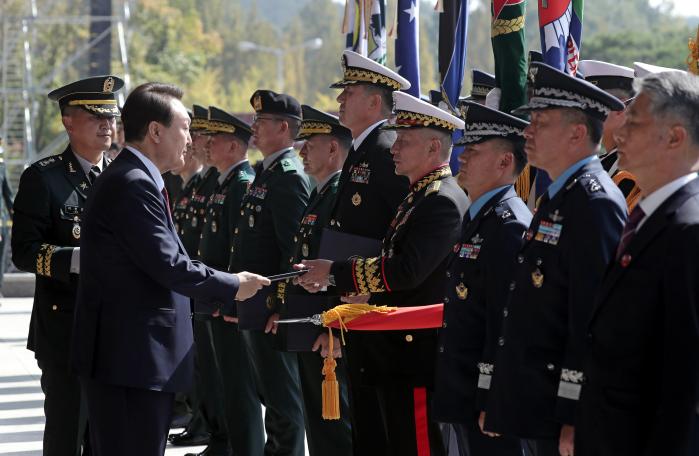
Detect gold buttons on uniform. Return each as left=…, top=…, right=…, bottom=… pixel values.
left=405, top=334, right=413, bottom=342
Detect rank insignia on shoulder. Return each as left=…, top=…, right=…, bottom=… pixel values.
left=68, top=162, right=77, bottom=173
left=500, top=209, right=512, bottom=219
left=38, top=157, right=55, bottom=167
left=425, top=181, right=441, bottom=196
left=588, top=178, right=601, bottom=192
left=549, top=210, right=564, bottom=223
left=280, top=159, right=295, bottom=172
left=80, top=182, right=88, bottom=190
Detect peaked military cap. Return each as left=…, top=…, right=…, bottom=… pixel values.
left=513, top=62, right=625, bottom=121
left=206, top=106, right=252, bottom=143
left=467, top=69, right=496, bottom=99
left=48, top=75, right=124, bottom=117
left=191, top=104, right=209, bottom=131
left=297, top=105, right=351, bottom=142
left=456, top=101, right=529, bottom=145
left=579, top=60, right=635, bottom=93
left=384, top=91, right=465, bottom=132
left=250, top=90, right=302, bottom=120
left=634, top=61, right=686, bottom=78
left=529, top=50, right=544, bottom=66
left=330, top=50, right=411, bottom=91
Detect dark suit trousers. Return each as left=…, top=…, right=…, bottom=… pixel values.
left=241, top=330, right=305, bottom=456
left=521, top=438, right=559, bottom=456
left=211, top=318, right=264, bottom=455
left=192, top=316, right=229, bottom=451
left=81, top=377, right=174, bottom=456
left=297, top=351, right=352, bottom=456
left=39, top=362, right=89, bottom=456
left=440, top=420, right=522, bottom=456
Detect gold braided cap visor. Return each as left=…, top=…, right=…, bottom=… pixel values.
left=385, top=110, right=459, bottom=132
left=331, top=66, right=402, bottom=90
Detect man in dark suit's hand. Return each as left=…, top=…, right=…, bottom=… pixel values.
left=235, top=271, right=271, bottom=301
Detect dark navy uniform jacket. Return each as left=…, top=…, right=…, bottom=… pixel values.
left=485, top=158, right=627, bottom=439
left=433, top=186, right=531, bottom=423
left=577, top=177, right=699, bottom=456
left=331, top=166, right=469, bottom=387
left=12, top=147, right=105, bottom=367
left=71, top=149, right=239, bottom=392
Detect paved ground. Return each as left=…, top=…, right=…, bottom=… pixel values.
left=0, top=297, right=207, bottom=455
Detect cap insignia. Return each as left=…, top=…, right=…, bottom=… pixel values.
left=103, top=76, right=115, bottom=93
left=253, top=95, right=262, bottom=112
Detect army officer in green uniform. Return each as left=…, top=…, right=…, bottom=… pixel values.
left=12, top=75, right=123, bottom=456
left=228, top=89, right=310, bottom=456
left=194, top=106, right=264, bottom=456
left=275, top=105, right=353, bottom=456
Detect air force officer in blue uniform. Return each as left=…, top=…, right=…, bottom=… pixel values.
left=72, top=82, right=270, bottom=456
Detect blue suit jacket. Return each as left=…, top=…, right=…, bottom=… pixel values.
left=71, top=149, right=239, bottom=392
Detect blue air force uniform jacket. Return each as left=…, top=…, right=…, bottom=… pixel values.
left=485, top=159, right=627, bottom=439
left=433, top=186, right=532, bottom=423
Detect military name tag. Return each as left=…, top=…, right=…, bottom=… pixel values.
left=350, top=163, right=371, bottom=184
left=534, top=220, right=563, bottom=245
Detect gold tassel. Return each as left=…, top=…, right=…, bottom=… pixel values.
left=688, top=25, right=699, bottom=75
left=319, top=303, right=396, bottom=420
left=515, top=164, right=531, bottom=203
left=613, top=170, right=642, bottom=212
left=321, top=328, right=341, bottom=420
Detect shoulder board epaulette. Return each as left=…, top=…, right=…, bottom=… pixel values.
left=280, top=158, right=296, bottom=173
left=238, top=170, right=254, bottom=181
left=31, top=155, right=63, bottom=172
left=425, top=181, right=441, bottom=196
left=570, top=173, right=604, bottom=195
left=494, top=202, right=515, bottom=220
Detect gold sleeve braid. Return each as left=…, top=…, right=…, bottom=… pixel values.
left=491, top=15, right=525, bottom=38
left=352, top=257, right=387, bottom=294
left=36, top=244, right=57, bottom=277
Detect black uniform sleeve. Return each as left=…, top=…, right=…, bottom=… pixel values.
left=331, top=195, right=461, bottom=296
left=555, top=195, right=625, bottom=424
left=476, top=217, right=528, bottom=411
left=11, top=167, right=74, bottom=284
left=221, top=178, right=251, bottom=318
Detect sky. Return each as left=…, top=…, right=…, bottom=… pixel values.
left=644, top=0, right=698, bottom=16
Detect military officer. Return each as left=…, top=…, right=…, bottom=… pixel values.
left=169, top=103, right=226, bottom=449
left=0, top=136, right=14, bottom=293
left=192, top=106, right=263, bottom=456
left=274, top=105, right=353, bottom=456
left=299, top=91, right=469, bottom=456
left=325, top=50, right=411, bottom=455
left=228, top=89, right=310, bottom=456
left=461, top=69, right=497, bottom=106
left=11, top=75, right=123, bottom=456
left=432, top=102, right=531, bottom=456
left=577, top=70, right=699, bottom=456
left=578, top=60, right=638, bottom=203
left=483, top=63, right=628, bottom=456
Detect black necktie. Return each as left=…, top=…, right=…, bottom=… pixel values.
left=88, top=165, right=101, bottom=185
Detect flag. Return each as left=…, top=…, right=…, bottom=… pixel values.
left=324, top=304, right=444, bottom=331
left=491, top=0, right=527, bottom=114
left=538, top=0, right=584, bottom=75
left=438, top=0, right=470, bottom=175
left=395, top=0, right=420, bottom=97
left=342, top=0, right=387, bottom=63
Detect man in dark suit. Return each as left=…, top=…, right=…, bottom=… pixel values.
left=192, top=106, right=263, bottom=456
left=299, top=91, right=469, bottom=456
left=71, top=82, right=270, bottom=456
left=12, top=75, right=124, bottom=456
left=432, top=102, right=531, bottom=456
left=228, top=89, right=310, bottom=456
left=576, top=70, right=699, bottom=456
left=274, top=105, right=353, bottom=456
left=483, top=63, right=628, bottom=456
left=322, top=50, right=411, bottom=455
